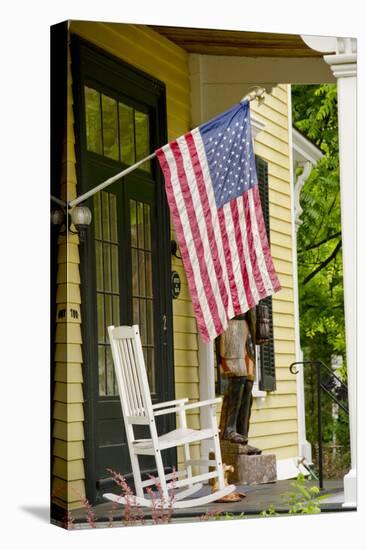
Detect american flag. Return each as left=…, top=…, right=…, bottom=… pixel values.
left=156, top=100, right=281, bottom=342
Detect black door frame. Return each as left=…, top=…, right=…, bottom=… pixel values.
left=70, top=35, right=176, bottom=504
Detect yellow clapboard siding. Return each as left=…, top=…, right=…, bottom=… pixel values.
left=183, top=414, right=201, bottom=430
left=270, top=203, right=292, bottom=223
left=272, top=299, right=294, bottom=315
left=251, top=406, right=298, bottom=423
left=269, top=189, right=292, bottom=210
left=271, top=85, right=288, bottom=104
left=269, top=175, right=294, bottom=196
left=54, top=363, right=83, bottom=383
left=173, top=332, right=198, bottom=351
left=261, top=93, right=289, bottom=116
left=53, top=420, right=85, bottom=442
left=56, top=263, right=81, bottom=285
left=254, top=134, right=290, bottom=165
left=270, top=217, right=293, bottom=237
left=249, top=432, right=298, bottom=450
left=272, top=273, right=293, bottom=289
left=275, top=367, right=297, bottom=382
left=273, top=326, right=295, bottom=341
left=274, top=354, right=297, bottom=368
left=66, top=137, right=76, bottom=163
left=103, top=22, right=190, bottom=84
left=55, top=343, right=83, bottom=363
left=55, top=323, right=82, bottom=345
left=268, top=162, right=291, bottom=183
left=173, top=316, right=197, bottom=334
left=173, top=299, right=195, bottom=318
left=175, top=384, right=199, bottom=400
left=54, top=382, right=84, bottom=404
left=174, top=349, right=198, bottom=367
left=56, top=283, right=81, bottom=304
left=273, top=286, right=294, bottom=302
left=175, top=366, right=199, bottom=384
left=52, top=477, right=86, bottom=504
left=272, top=259, right=294, bottom=276
left=271, top=244, right=293, bottom=263
left=250, top=419, right=298, bottom=438
left=252, top=102, right=288, bottom=130
left=53, top=458, right=85, bottom=481
left=272, top=312, right=295, bottom=328
left=272, top=380, right=297, bottom=394
left=57, top=243, right=80, bottom=264
left=53, top=439, right=85, bottom=461
left=270, top=231, right=293, bottom=250
left=268, top=445, right=299, bottom=460
left=252, top=393, right=297, bottom=410
left=130, top=23, right=189, bottom=65
left=54, top=402, right=84, bottom=423
left=60, top=160, right=77, bottom=187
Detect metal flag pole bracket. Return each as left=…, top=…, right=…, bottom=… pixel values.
left=56, top=87, right=269, bottom=210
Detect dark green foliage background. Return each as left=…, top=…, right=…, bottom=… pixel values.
left=292, top=85, right=349, bottom=475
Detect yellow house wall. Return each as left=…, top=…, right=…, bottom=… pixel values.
left=55, top=23, right=298, bottom=508
left=62, top=20, right=197, bottom=503
left=249, top=86, right=298, bottom=459
left=52, top=48, right=86, bottom=510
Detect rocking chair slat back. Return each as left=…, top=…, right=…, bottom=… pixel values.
left=108, top=325, right=152, bottom=420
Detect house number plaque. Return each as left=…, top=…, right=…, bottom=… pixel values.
left=171, top=271, right=181, bottom=299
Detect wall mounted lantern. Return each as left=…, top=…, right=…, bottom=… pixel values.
left=51, top=197, right=92, bottom=243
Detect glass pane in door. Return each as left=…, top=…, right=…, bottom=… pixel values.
left=130, top=199, right=155, bottom=393
left=94, top=191, right=121, bottom=396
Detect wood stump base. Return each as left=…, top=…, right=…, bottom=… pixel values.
left=210, top=441, right=277, bottom=485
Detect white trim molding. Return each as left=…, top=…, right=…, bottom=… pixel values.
left=288, top=86, right=313, bottom=466
left=301, top=34, right=357, bottom=509
left=292, top=127, right=323, bottom=229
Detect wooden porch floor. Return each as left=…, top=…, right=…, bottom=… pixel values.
left=67, top=479, right=353, bottom=528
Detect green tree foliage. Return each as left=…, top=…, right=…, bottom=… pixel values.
left=292, top=85, right=349, bottom=468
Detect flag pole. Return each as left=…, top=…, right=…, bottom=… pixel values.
left=66, top=87, right=268, bottom=209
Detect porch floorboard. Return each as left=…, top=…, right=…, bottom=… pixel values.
left=67, top=479, right=353, bottom=528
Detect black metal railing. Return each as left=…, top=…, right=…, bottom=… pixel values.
left=289, top=360, right=349, bottom=490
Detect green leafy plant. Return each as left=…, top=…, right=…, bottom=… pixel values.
left=260, top=504, right=278, bottom=517
left=282, top=474, right=326, bottom=514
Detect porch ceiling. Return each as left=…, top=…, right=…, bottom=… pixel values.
left=149, top=26, right=333, bottom=58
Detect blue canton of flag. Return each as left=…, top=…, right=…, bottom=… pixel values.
left=200, top=102, right=257, bottom=209
left=156, top=100, right=281, bottom=343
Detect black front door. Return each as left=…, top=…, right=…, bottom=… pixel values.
left=71, top=37, right=175, bottom=504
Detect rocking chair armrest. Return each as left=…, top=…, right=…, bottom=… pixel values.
left=183, top=397, right=222, bottom=411
left=152, top=398, right=189, bottom=410
left=153, top=397, right=222, bottom=417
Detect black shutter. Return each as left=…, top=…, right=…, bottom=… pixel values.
left=255, top=156, right=276, bottom=392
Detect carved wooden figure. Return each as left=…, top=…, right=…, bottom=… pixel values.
left=217, top=307, right=269, bottom=455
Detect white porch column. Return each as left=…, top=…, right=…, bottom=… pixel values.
left=302, top=35, right=357, bottom=508
left=198, top=341, right=215, bottom=464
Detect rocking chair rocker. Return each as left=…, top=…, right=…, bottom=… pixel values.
left=103, top=325, right=236, bottom=509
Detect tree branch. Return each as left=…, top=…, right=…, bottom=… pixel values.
left=302, top=240, right=342, bottom=285
left=299, top=231, right=342, bottom=253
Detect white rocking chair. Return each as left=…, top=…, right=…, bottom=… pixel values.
left=103, top=325, right=236, bottom=509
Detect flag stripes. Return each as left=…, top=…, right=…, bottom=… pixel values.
left=157, top=112, right=281, bottom=342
